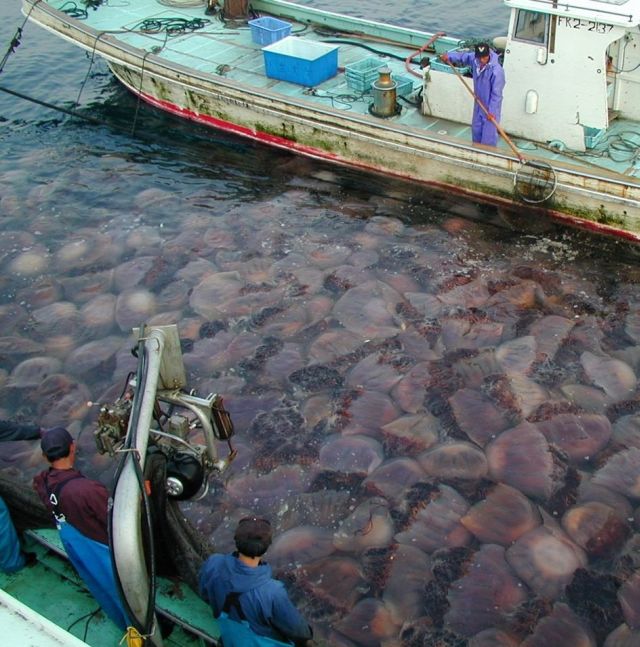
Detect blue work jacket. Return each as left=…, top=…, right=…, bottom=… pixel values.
left=199, top=553, right=311, bottom=645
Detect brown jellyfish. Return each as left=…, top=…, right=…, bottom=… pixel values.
left=333, top=597, right=401, bottom=646
left=448, top=387, right=511, bottom=446
left=333, top=497, right=395, bottom=553
left=612, top=414, right=640, bottom=450
left=380, top=414, right=439, bottom=456
left=267, top=525, right=335, bottom=571
left=604, top=623, right=640, bottom=647
left=382, top=544, right=432, bottom=626
left=521, top=602, right=596, bottom=646
left=562, top=501, right=631, bottom=559
left=417, top=441, right=489, bottom=481
left=593, top=447, right=640, bottom=499
left=291, top=555, right=367, bottom=612
left=362, top=457, right=425, bottom=503
left=581, top=351, right=637, bottom=402
left=618, top=570, right=640, bottom=630
left=445, top=543, right=527, bottom=637
left=536, top=413, right=612, bottom=464
left=395, top=484, right=472, bottom=554
left=318, top=434, right=384, bottom=476
left=506, top=522, right=587, bottom=600
left=469, top=628, right=521, bottom=647
left=529, top=315, right=575, bottom=360
left=486, top=422, right=566, bottom=500
left=460, top=483, right=541, bottom=546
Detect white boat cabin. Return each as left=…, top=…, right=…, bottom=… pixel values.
left=424, top=0, right=640, bottom=150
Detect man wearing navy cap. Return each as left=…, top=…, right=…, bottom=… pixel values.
left=199, top=517, right=313, bottom=646
left=33, top=427, right=129, bottom=631
left=439, top=42, right=506, bottom=147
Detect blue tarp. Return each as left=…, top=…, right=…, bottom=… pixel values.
left=58, top=521, right=129, bottom=631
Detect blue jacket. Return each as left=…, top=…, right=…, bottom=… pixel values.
left=447, top=49, right=505, bottom=121
left=0, top=496, right=24, bottom=573
left=199, top=553, right=311, bottom=645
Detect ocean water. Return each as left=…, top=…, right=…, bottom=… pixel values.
left=2, top=1, right=640, bottom=646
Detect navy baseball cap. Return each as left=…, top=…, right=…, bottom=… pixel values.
left=475, top=43, right=490, bottom=58
left=41, top=427, right=73, bottom=461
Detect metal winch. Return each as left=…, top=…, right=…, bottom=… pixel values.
left=94, top=325, right=236, bottom=501
left=370, top=67, right=400, bottom=118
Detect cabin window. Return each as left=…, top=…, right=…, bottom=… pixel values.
left=513, top=10, right=548, bottom=44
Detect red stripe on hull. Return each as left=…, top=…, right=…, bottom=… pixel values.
left=138, top=91, right=640, bottom=244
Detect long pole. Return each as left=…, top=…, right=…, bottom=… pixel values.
left=445, top=60, right=524, bottom=162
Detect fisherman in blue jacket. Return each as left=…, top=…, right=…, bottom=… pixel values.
left=199, top=517, right=313, bottom=646
left=439, top=43, right=506, bottom=147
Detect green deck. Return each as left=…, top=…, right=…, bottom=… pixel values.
left=0, top=529, right=219, bottom=646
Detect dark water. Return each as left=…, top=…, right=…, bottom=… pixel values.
left=2, top=1, right=640, bottom=646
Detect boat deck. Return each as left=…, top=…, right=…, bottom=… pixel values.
left=0, top=529, right=219, bottom=646
left=40, top=0, right=640, bottom=179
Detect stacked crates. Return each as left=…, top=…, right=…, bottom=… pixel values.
left=345, top=57, right=386, bottom=93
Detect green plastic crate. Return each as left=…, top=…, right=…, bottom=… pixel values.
left=393, top=74, right=415, bottom=97
left=345, top=57, right=386, bottom=92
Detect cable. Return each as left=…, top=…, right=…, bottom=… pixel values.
left=157, top=0, right=206, bottom=6
left=0, top=0, right=40, bottom=74
left=320, top=38, right=408, bottom=62
left=109, top=329, right=159, bottom=644
left=0, top=83, right=104, bottom=124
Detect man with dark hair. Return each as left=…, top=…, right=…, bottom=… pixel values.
left=33, top=427, right=129, bottom=631
left=439, top=42, right=506, bottom=146
left=199, top=517, right=313, bottom=646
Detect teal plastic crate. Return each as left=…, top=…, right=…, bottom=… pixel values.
left=263, top=37, right=339, bottom=86
left=430, top=58, right=471, bottom=75
left=345, top=57, right=385, bottom=92
left=248, top=16, right=291, bottom=46
left=584, top=126, right=606, bottom=149
left=393, top=74, right=415, bottom=98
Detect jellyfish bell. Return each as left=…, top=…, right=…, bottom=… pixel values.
left=520, top=602, right=596, bottom=647
left=395, top=484, right=472, bottom=553
left=461, top=483, right=541, bottom=546
left=486, top=422, right=567, bottom=500
left=562, top=501, right=631, bottom=559
left=506, top=523, right=587, bottom=600
left=417, top=441, right=488, bottom=481
left=333, top=497, right=395, bottom=553
left=445, top=543, right=527, bottom=637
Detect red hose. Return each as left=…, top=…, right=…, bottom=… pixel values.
left=405, top=31, right=446, bottom=78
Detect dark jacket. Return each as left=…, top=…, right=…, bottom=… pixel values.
left=33, top=467, right=110, bottom=544
left=199, top=553, right=312, bottom=644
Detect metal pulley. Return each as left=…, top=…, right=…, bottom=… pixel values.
left=370, top=67, right=400, bottom=118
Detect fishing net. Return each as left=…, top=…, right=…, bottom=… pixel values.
left=514, top=160, right=558, bottom=204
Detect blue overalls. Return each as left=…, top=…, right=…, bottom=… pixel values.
left=45, top=475, right=129, bottom=631
left=0, top=495, right=25, bottom=573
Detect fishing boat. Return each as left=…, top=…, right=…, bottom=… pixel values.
left=16, top=0, right=640, bottom=239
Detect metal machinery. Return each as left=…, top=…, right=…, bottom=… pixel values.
left=94, top=324, right=236, bottom=646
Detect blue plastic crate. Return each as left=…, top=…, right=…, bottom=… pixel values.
left=344, top=57, right=385, bottom=92
left=393, top=74, right=415, bottom=98
left=248, top=16, right=291, bottom=46
left=263, top=37, right=339, bottom=86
